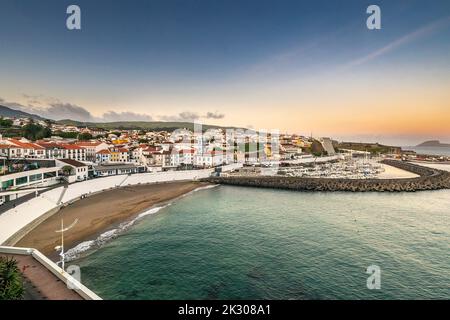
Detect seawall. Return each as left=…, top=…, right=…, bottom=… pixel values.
left=204, top=160, right=450, bottom=192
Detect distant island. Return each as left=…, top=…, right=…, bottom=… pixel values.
left=416, top=140, right=450, bottom=148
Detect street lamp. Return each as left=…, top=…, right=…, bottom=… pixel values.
left=55, top=218, right=78, bottom=271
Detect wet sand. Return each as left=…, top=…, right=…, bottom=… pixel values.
left=16, top=181, right=208, bottom=258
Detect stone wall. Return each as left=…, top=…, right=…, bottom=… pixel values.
left=204, top=160, right=450, bottom=192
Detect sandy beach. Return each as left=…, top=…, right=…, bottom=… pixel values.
left=16, top=181, right=209, bottom=258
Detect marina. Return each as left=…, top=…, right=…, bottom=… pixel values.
left=277, top=159, right=387, bottom=179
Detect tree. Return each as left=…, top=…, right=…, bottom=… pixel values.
left=0, top=257, right=24, bottom=300
left=61, top=165, right=73, bottom=176
left=0, top=117, right=13, bottom=128
left=22, top=123, right=52, bottom=140
left=36, top=126, right=52, bottom=140
left=53, top=131, right=78, bottom=139
left=78, top=132, right=93, bottom=141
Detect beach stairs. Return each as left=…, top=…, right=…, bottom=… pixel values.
left=117, top=174, right=130, bottom=187
left=56, top=185, right=69, bottom=205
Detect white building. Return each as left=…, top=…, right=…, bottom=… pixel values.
left=170, top=149, right=195, bottom=167
left=35, top=142, right=86, bottom=161
left=56, top=159, right=89, bottom=183
left=96, top=149, right=112, bottom=163
left=195, top=151, right=227, bottom=167
left=0, top=138, right=46, bottom=159
left=75, top=141, right=110, bottom=162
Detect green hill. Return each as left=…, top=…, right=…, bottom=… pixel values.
left=56, top=119, right=243, bottom=131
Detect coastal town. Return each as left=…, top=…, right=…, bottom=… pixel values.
left=1, top=113, right=449, bottom=206
left=1, top=0, right=450, bottom=303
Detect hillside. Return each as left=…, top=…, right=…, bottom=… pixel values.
left=337, top=141, right=401, bottom=154
left=0, top=105, right=46, bottom=121
left=416, top=140, right=450, bottom=147
left=0, top=105, right=243, bottom=132
left=56, top=119, right=243, bottom=131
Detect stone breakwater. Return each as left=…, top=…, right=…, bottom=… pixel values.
left=204, top=160, right=450, bottom=192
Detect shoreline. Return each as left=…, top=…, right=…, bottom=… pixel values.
left=16, top=181, right=210, bottom=260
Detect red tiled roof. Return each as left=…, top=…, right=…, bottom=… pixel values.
left=35, top=142, right=62, bottom=149
left=75, top=141, right=102, bottom=147
left=179, top=149, right=195, bottom=154
left=7, top=139, right=45, bottom=150
left=97, top=149, right=111, bottom=155
left=60, top=144, right=83, bottom=150
left=58, top=159, right=87, bottom=168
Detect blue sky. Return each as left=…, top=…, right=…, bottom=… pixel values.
left=0, top=0, right=449, bottom=144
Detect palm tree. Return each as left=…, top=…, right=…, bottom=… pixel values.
left=0, top=257, right=24, bottom=300
left=61, top=165, right=73, bottom=176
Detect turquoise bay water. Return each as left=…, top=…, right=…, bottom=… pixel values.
left=76, top=186, right=450, bottom=300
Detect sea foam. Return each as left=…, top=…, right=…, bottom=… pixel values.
left=65, top=205, right=168, bottom=261
left=65, top=184, right=219, bottom=261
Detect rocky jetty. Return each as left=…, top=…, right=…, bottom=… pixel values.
left=205, top=160, right=450, bottom=192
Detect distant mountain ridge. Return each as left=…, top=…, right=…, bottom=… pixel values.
left=416, top=140, right=450, bottom=148
left=0, top=105, right=46, bottom=121
left=0, top=105, right=241, bottom=131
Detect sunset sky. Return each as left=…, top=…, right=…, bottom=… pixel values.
left=0, top=0, right=449, bottom=145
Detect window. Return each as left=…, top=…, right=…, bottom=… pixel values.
left=29, top=174, right=43, bottom=182
left=16, top=176, right=28, bottom=185
left=1, top=179, right=14, bottom=190
left=44, top=171, right=57, bottom=178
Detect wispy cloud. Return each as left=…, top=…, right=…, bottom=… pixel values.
left=205, top=111, right=225, bottom=119
left=1, top=95, right=224, bottom=123
left=159, top=111, right=200, bottom=122
left=101, top=111, right=153, bottom=122
left=0, top=96, right=153, bottom=122
left=346, top=15, right=450, bottom=68
left=158, top=111, right=225, bottom=122
left=243, top=24, right=353, bottom=79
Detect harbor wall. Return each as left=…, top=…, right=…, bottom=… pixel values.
left=204, top=160, right=450, bottom=192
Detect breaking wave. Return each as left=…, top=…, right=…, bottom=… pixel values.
left=65, top=205, right=169, bottom=261
left=65, top=184, right=219, bottom=261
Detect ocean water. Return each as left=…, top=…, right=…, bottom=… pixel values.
left=403, top=146, right=450, bottom=156
left=75, top=186, right=450, bottom=300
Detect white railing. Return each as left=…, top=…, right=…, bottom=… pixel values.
left=0, top=246, right=102, bottom=300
